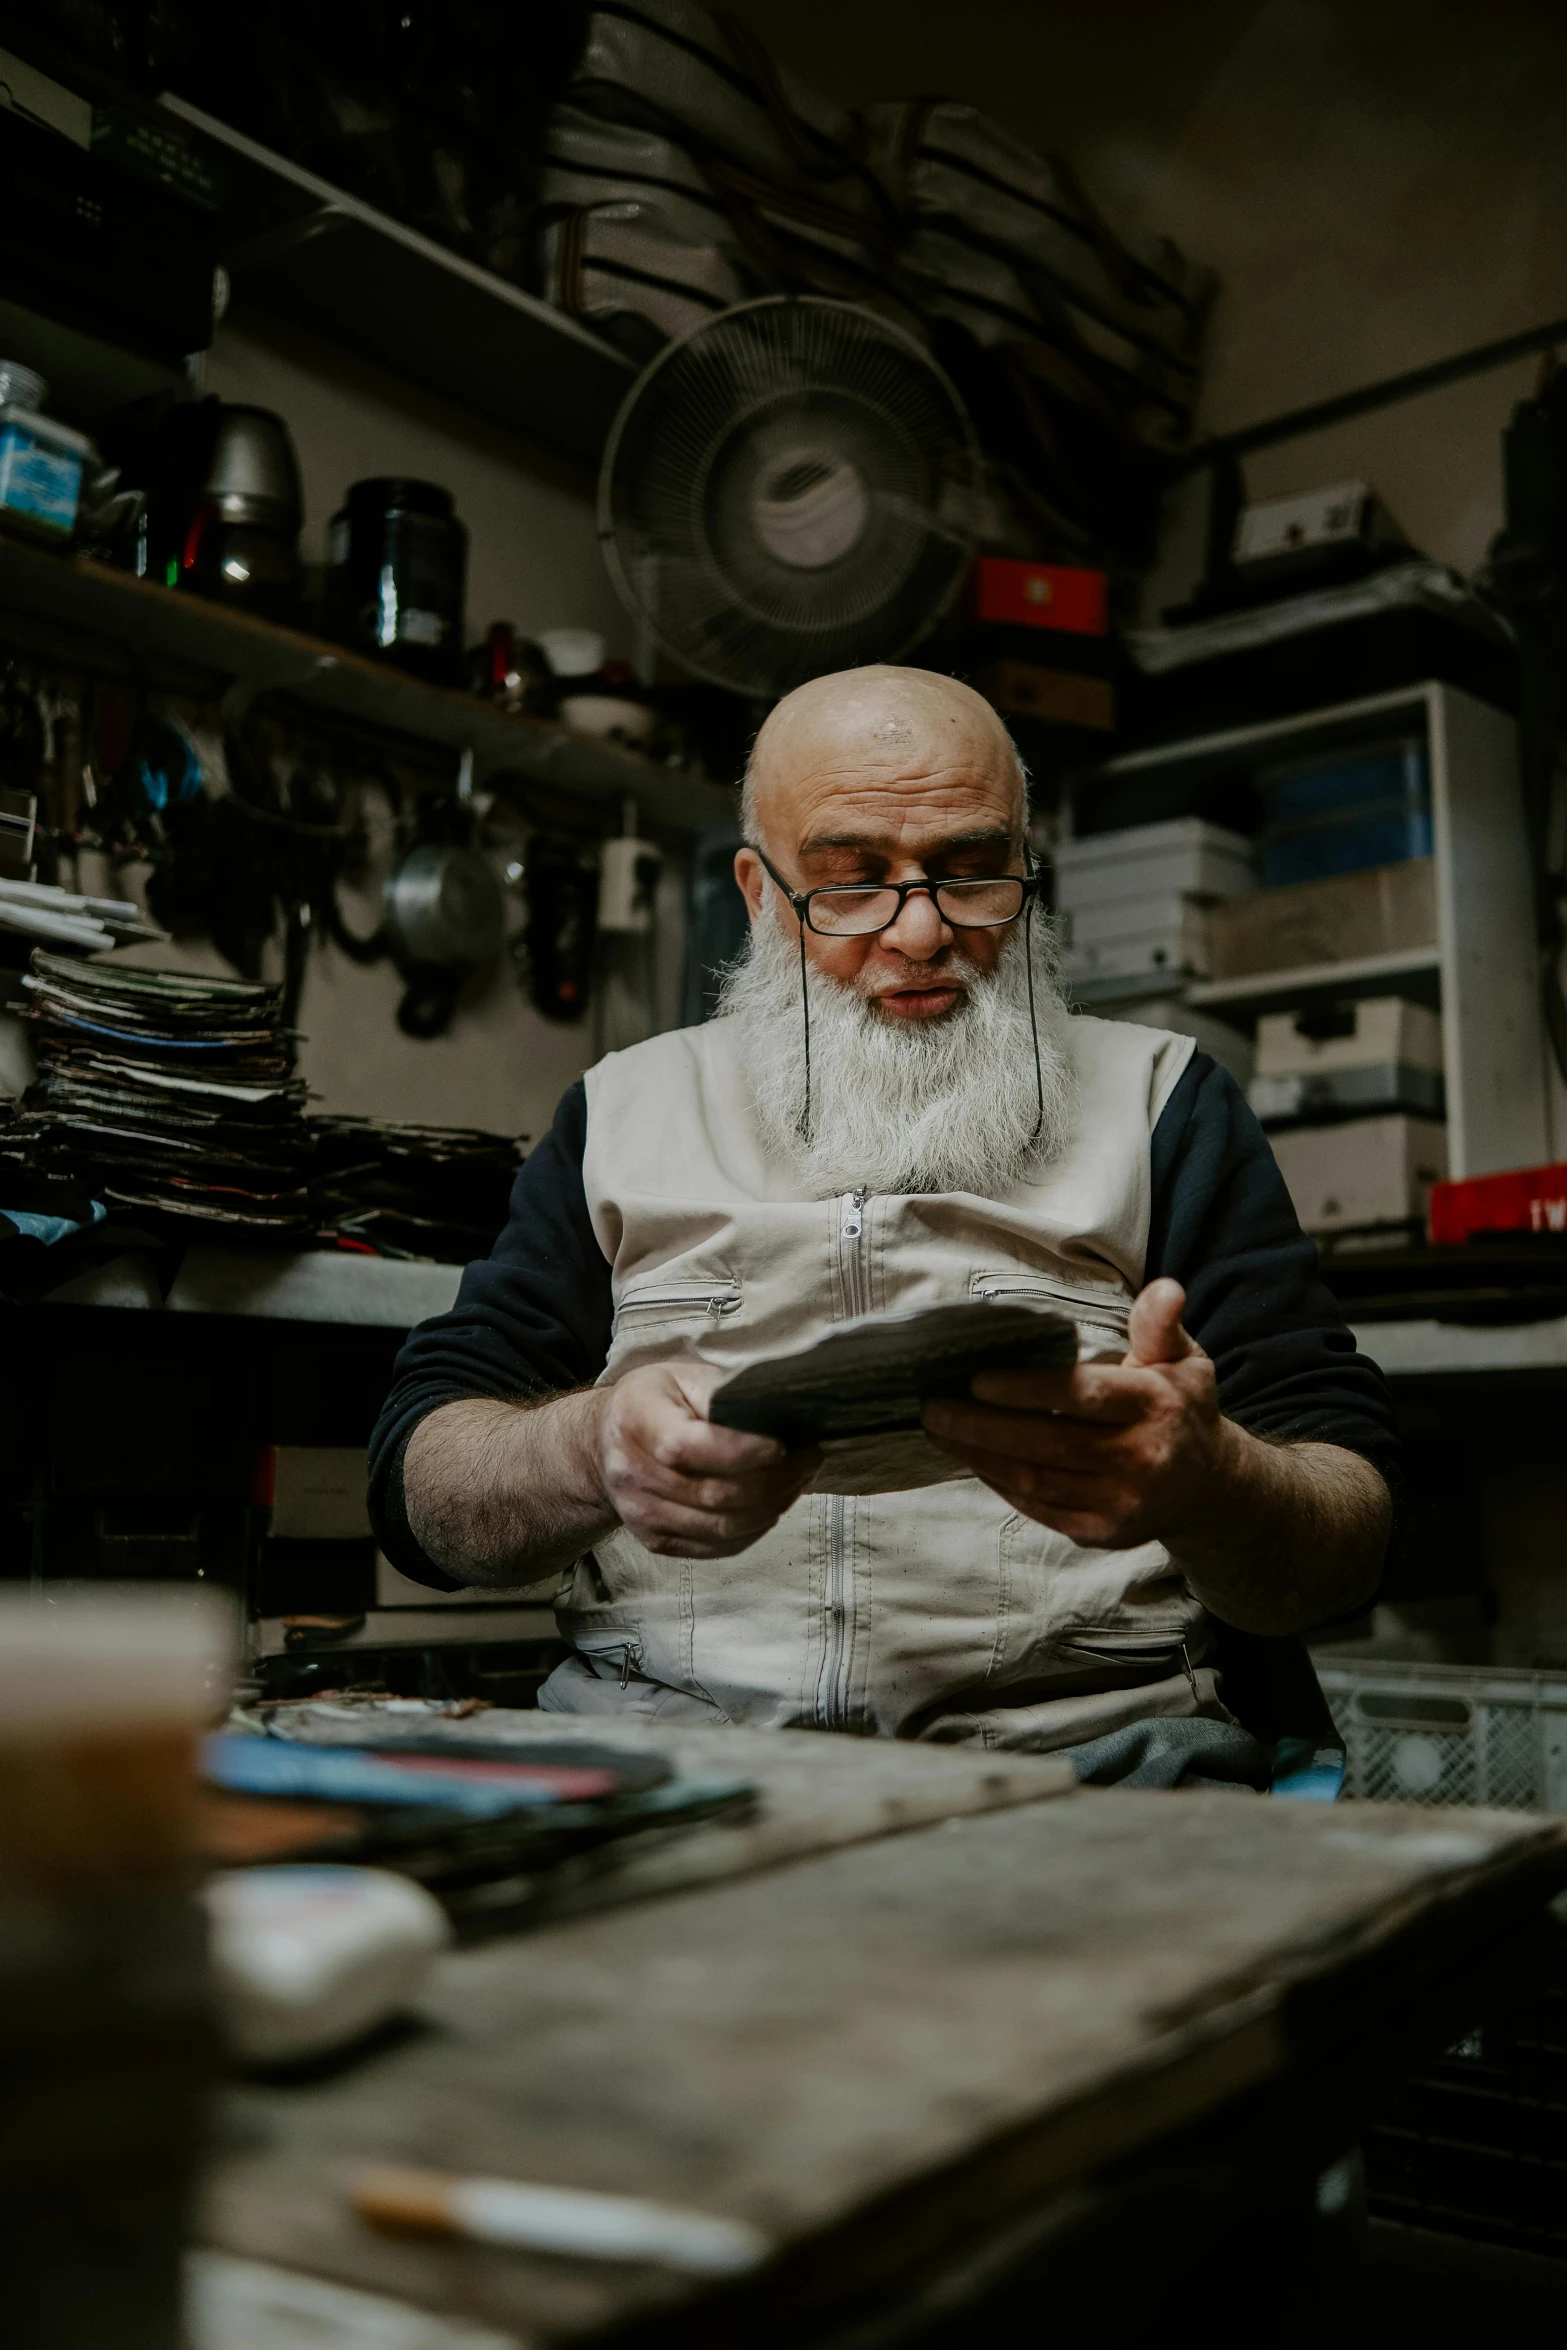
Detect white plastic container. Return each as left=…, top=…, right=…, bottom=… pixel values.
left=537, top=626, right=606, bottom=678
left=1060, top=895, right=1212, bottom=981
left=203, top=1865, right=452, bottom=2066
left=1316, top=1656, right=1567, bottom=1812
left=1254, top=995, right=1444, bottom=1079
left=0, top=364, right=88, bottom=539
left=1054, top=818, right=1256, bottom=910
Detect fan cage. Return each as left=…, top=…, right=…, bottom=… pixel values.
left=599, top=296, right=980, bottom=699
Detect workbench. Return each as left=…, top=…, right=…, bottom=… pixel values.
left=193, top=1719, right=1567, bottom=2350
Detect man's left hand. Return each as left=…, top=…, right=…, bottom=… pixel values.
left=922, top=1277, right=1232, bottom=1550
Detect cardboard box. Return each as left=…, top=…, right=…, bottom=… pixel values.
left=1429, top=1161, right=1567, bottom=1243
left=978, top=659, right=1114, bottom=732
left=1207, top=858, right=1437, bottom=980
left=258, top=1446, right=371, bottom=1540
left=1271, top=1115, right=1447, bottom=1232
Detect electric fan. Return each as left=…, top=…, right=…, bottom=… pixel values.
left=598, top=296, right=981, bottom=697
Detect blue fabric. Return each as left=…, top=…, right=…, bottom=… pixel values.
left=1269, top=1737, right=1347, bottom=1802
left=1060, top=1715, right=1271, bottom=1792
left=0, top=1200, right=106, bottom=1246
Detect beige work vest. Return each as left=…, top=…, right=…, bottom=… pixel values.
left=538, top=1011, right=1217, bottom=1752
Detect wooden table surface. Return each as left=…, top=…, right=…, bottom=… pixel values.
left=199, top=1747, right=1567, bottom=2350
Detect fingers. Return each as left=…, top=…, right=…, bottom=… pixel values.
left=648, top=1414, right=792, bottom=1475
left=628, top=1453, right=818, bottom=1520
left=633, top=1496, right=806, bottom=1556
left=948, top=1361, right=1158, bottom=1422
left=935, top=1439, right=1136, bottom=1549
left=610, top=1459, right=814, bottom=1556
left=1126, top=1276, right=1194, bottom=1367
left=621, top=1366, right=793, bottom=1474
left=923, top=1395, right=1134, bottom=1467
left=601, top=1365, right=821, bottom=1556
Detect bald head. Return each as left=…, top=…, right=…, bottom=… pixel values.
left=732, top=665, right=1033, bottom=1016
left=741, top=667, right=1025, bottom=850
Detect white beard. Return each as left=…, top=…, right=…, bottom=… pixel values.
left=716, top=905, right=1078, bottom=1197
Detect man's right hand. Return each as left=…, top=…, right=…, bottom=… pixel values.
left=591, top=1361, right=821, bottom=1558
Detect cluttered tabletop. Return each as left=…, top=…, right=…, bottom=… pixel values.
left=192, top=1701, right=1567, bottom=2350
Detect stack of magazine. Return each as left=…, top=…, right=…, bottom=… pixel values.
left=19, top=952, right=313, bottom=1233
left=311, top=1115, right=523, bottom=1262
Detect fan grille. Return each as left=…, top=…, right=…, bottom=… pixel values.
left=600, top=298, right=979, bottom=698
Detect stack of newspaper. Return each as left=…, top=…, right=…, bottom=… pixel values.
left=18, top=952, right=313, bottom=1232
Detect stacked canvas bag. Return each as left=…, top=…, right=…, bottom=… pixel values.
left=538, top=0, right=919, bottom=360
left=539, top=1, right=1214, bottom=568
left=868, top=100, right=1212, bottom=562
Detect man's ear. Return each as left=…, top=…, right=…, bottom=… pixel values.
left=733, top=845, right=766, bottom=922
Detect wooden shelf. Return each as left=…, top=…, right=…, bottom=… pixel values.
left=159, top=96, right=636, bottom=468
left=1186, top=948, right=1442, bottom=1018
left=0, top=533, right=736, bottom=835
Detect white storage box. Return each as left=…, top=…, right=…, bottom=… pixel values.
left=1270, top=1113, right=1446, bottom=1231
left=1254, top=995, right=1443, bottom=1078
left=1053, top=817, right=1256, bottom=910
left=1250, top=995, right=1445, bottom=1124
left=1316, top=1657, right=1567, bottom=1812
left=1060, top=896, right=1211, bottom=981
left=1063, top=889, right=1208, bottom=948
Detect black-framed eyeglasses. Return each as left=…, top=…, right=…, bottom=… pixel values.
left=755, top=846, right=1038, bottom=939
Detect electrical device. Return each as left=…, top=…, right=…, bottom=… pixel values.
left=598, top=295, right=979, bottom=697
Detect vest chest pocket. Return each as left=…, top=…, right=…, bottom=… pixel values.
left=568, top=1626, right=646, bottom=1689
left=970, top=1269, right=1131, bottom=1354
left=613, top=1277, right=742, bottom=1333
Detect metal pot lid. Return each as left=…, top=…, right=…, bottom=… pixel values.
left=382, top=844, right=505, bottom=968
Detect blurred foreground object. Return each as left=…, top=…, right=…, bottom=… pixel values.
left=203, top=1866, right=450, bottom=2067
left=0, top=1588, right=232, bottom=2350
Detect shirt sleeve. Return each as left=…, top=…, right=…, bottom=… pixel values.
left=1145, top=1050, right=1402, bottom=1492
left=367, top=1080, right=613, bottom=1590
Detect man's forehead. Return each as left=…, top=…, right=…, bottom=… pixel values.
left=749, top=666, right=1021, bottom=841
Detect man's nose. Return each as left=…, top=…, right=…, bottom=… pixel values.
left=880, top=887, right=950, bottom=960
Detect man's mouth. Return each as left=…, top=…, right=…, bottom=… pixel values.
left=871, top=981, right=967, bottom=1021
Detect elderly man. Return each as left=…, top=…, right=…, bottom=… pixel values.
left=371, top=667, right=1396, bottom=1777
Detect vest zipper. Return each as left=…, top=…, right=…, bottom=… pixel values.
left=821, top=1191, right=868, bottom=1727
left=839, top=1189, right=870, bottom=1315
left=821, top=1492, right=853, bottom=1729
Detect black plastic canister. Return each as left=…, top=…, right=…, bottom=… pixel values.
left=325, top=477, right=467, bottom=685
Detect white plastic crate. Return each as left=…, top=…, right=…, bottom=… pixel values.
left=1316, top=1657, right=1567, bottom=1812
